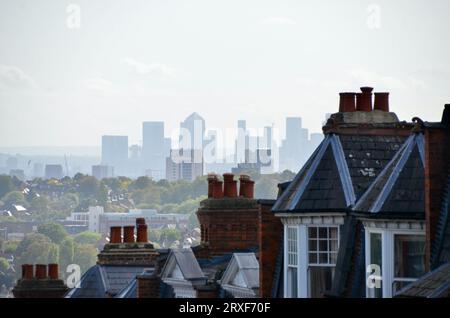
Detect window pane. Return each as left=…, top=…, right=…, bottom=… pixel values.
left=394, top=235, right=426, bottom=279
left=309, top=227, right=317, bottom=239
left=309, top=239, right=317, bottom=252
left=309, top=252, right=317, bottom=264
left=319, top=253, right=328, bottom=264
left=369, top=233, right=382, bottom=298
left=308, top=267, right=334, bottom=298
left=330, top=239, right=338, bottom=252
left=287, top=267, right=298, bottom=298
left=319, top=227, right=327, bottom=238
left=319, top=240, right=328, bottom=252
left=329, top=227, right=338, bottom=239
left=330, top=252, right=338, bottom=264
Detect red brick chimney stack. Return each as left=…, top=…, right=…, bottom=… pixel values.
left=35, top=264, right=47, bottom=279
left=339, top=92, right=356, bottom=112
left=123, top=226, right=135, bottom=243
left=223, top=173, right=238, bottom=198
left=48, top=264, right=59, bottom=280
left=374, top=92, right=390, bottom=112
left=110, top=226, right=122, bottom=243
left=22, top=264, right=34, bottom=280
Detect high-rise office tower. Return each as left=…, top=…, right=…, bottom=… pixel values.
left=101, top=135, right=128, bottom=175
left=235, top=120, right=248, bottom=164
left=142, top=122, right=165, bottom=180
left=180, top=113, right=205, bottom=152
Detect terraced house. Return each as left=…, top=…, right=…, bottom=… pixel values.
left=272, top=87, right=450, bottom=298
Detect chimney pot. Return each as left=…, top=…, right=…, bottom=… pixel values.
left=239, top=175, right=250, bottom=197
left=374, top=92, right=390, bottom=112
left=110, top=226, right=122, bottom=244
left=48, top=263, right=59, bottom=280
left=136, top=218, right=146, bottom=225
left=356, top=87, right=373, bottom=112
left=123, top=226, right=135, bottom=243
left=223, top=173, right=237, bottom=198
left=22, top=264, right=34, bottom=280
left=212, top=180, right=224, bottom=198
left=137, top=224, right=148, bottom=243
left=35, top=264, right=47, bottom=279
left=245, top=180, right=255, bottom=199
left=339, top=92, right=356, bottom=112
left=207, top=174, right=218, bottom=198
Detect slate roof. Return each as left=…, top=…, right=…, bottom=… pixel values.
left=353, top=133, right=425, bottom=217
left=66, top=265, right=152, bottom=298
left=162, top=249, right=206, bottom=281
left=272, top=133, right=407, bottom=213
left=396, top=261, right=450, bottom=298
left=232, top=253, right=259, bottom=289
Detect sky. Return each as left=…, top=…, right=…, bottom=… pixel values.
left=0, top=0, right=449, bottom=150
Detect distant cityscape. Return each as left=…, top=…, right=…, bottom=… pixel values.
left=0, top=113, right=328, bottom=181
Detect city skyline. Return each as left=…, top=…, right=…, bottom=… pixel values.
left=1, top=0, right=450, bottom=148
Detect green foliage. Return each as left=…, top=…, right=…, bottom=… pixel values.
left=73, top=244, right=97, bottom=273
left=0, top=257, right=9, bottom=272
left=73, top=231, right=101, bottom=245
left=0, top=175, right=16, bottom=198
left=15, top=233, right=59, bottom=265
left=59, top=237, right=75, bottom=269
left=3, top=241, right=19, bottom=254
left=1, top=191, right=26, bottom=207
left=160, top=228, right=182, bottom=247
left=38, top=223, right=68, bottom=244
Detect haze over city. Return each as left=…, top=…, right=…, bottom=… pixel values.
left=1, top=0, right=450, bottom=149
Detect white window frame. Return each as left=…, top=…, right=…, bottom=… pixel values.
left=365, top=227, right=425, bottom=298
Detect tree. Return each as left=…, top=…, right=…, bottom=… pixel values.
left=30, top=195, right=50, bottom=214
left=78, top=176, right=100, bottom=198
left=0, top=257, right=14, bottom=289
left=59, top=237, right=75, bottom=270
left=73, top=231, right=101, bottom=245
left=15, top=233, right=59, bottom=265
left=38, top=223, right=68, bottom=244
left=160, top=228, right=182, bottom=247
left=1, top=191, right=26, bottom=207
left=132, top=176, right=153, bottom=190
left=73, top=244, right=97, bottom=273
left=0, top=175, right=15, bottom=198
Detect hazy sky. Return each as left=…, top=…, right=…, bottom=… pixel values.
left=0, top=0, right=449, bottom=148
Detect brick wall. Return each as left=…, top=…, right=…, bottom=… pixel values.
left=196, top=198, right=259, bottom=256
left=424, top=126, right=450, bottom=268
left=137, top=274, right=160, bottom=298
left=258, top=200, right=282, bottom=298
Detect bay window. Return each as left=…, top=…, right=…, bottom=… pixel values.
left=365, top=222, right=425, bottom=298
left=284, top=220, right=342, bottom=298
left=307, top=226, right=339, bottom=297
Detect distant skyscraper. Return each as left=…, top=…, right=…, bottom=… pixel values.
left=101, top=135, right=128, bottom=175
left=45, top=164, right=63, bottom=179
left=279, top=117, right=309, bottom=172
left=166, top=149, right=203, bottom=182
left=33, top=162, right=44, bottom=178
left=92, top=165, right=114, bottom=180
left=142, top=122, right=165, bottom=180
left=235, top=120, right=248, bottom=164
left=180, top=113, right=205, bottom=151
